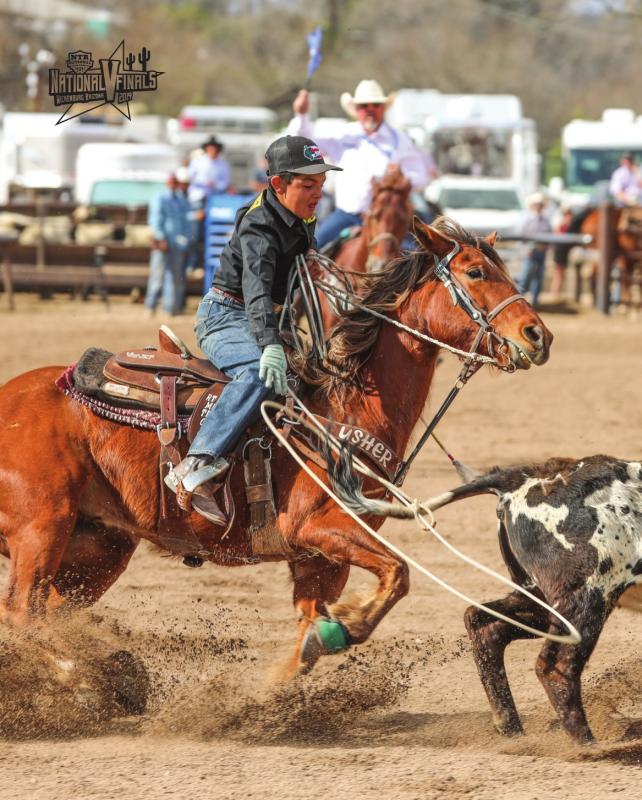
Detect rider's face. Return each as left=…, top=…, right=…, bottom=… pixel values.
left=356, top=102, right=386, bottom=133
left=271, top=173, right=326, bottom=219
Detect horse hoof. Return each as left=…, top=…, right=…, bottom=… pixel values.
left=316, top=618, right=351, bottom=653
left=300, top=617, right=351, bottom=670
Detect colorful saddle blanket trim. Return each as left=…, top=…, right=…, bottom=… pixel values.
left=55, top=364, right=191, bottom=432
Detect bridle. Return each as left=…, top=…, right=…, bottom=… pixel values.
left=281, top=240, right=529, bottom=485
left=391, top=240, right=526, bottom=484
left=431, top=240, right=526, bottom=368
left=364, top=185, right=412, bottom=271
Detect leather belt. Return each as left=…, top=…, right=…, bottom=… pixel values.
left=212, top=287, right=245, bottom=305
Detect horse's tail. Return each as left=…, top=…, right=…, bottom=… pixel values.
left=325, top=441, right=507, bottom=520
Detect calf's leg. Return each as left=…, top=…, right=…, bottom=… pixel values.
left=535, top=591, right=607, bottom=744
left=465, top=591, right=548, bottom=736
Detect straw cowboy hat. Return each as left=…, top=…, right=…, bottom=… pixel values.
left=340, top=79, right=395, bottom=119
left=527, top=191, right=545, bottom=207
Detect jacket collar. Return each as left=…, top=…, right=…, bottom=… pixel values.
left=266, top=187, right=301, bottom=228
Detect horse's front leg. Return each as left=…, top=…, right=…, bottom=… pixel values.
left=289, top=508, right=410, bottom=651
left=282, top=555, right=350, bottom=679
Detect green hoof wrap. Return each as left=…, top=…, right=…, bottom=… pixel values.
left=314, top=618, right=350, bottom=654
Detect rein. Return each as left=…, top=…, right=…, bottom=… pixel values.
left=281, top=243, right=526, bottom=486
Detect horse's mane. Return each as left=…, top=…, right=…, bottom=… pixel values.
left=293, top=217, right=505, bottom=400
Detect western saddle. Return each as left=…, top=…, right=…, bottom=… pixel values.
left=93, top=325, right=276, bottom=537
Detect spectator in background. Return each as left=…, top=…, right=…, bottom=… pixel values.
left=550, top=205, right=573, bottom=300
left=609, top=151, right=642, bottom=206
left=188, top=136, right=231, bottom=207
left=518, top=192, right=551, bottom=309
left=145, top=172, right=193, bottom=317
left=288, top=79, right=431, bottom=248
left=249, top=157, right=269, bottom=194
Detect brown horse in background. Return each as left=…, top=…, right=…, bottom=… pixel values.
left=0, top=218, right=552, bottom=679
left=571, top=206, right=642, bottom=307
left=310, top=165, right=413, bottom=335
left=333, top=165, right=413, bottom=273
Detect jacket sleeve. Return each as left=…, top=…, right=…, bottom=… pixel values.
left=239, top=218, right=281, bottom=348
left=396, top=131, right=431, bottom=192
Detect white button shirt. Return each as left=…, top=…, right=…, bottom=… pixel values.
left=610, top=164, right=642, bottom=205
left=287, top=114, right=431, bottom=214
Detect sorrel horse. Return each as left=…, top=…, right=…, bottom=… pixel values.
left=570, top=205, right=642, bottom=306
left=0, top=218, right=552, bottom=678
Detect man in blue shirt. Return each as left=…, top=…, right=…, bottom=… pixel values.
left=187, top=136, right=231, bottom=206
left=144, top=172, right=193, bottom=316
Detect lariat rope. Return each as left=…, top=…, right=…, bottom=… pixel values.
left=261, top=394, right=581, bottom=645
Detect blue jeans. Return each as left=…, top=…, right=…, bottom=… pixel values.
left=316, top=209, right=362, bottom=249
left=518, top=249, right=546, bottom=307
left=188, top=291, right=273, bottom=459
left=145, top=248, right=186, bottom=315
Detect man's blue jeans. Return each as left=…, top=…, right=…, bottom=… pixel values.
left=145, top=248, right=186, bottom=315
left=188, top=290, right=273, bottom=459
left=316, top=209, right=362, bottom=249
left=518, top=249, right=546, bottom=307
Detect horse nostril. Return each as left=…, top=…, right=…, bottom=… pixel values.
left=523, top=325, right=543, bottom=347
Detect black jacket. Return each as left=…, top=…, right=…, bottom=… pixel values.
left=212, top=189, right=317, bottom=348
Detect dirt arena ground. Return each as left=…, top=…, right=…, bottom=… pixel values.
left=0, top=293, right=640, bottom=799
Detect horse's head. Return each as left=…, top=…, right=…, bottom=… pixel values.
left=364, top=165, right=413, bottom=270
left=412, top=217, right=552, bottom=370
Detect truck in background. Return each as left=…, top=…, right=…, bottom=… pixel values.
left=74, top=142, right=179, bottom=206
left=167, top=105, right=277, bottom=189
left=552, top=108, right=642, bottom=209
left=0, top=112, right=170, bottom=204
left=387, top=90, right=540, bottom=197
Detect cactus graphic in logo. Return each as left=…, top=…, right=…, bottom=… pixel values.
left=303, top=144, right=322, bottom=161
left=48, top=39, right=163, bottom=125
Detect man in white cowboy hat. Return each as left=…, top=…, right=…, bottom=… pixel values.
left=289, top=79, right=432, bottom=248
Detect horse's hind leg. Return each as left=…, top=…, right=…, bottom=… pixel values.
left=464, top=591, right=548, bottom=737
left=535, top=591, right=606, bottom=744
left=284, top=555, right=350, bottom=678
left=2, top=510, right=77, bottom=622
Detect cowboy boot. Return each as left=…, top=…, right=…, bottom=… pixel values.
left=164, top=455, right=230, bottom=525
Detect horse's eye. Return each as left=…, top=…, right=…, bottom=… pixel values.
left=466, top=267, right=484, bottom=280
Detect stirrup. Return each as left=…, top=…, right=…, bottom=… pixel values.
left=191, top=492, right=227, bottom=526
left=182, top=461, right=227, bottom=493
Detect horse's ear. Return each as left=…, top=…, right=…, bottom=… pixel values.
left=485, top=231, right=497, bottom=248
left=412, top=216, right=454, bottom=256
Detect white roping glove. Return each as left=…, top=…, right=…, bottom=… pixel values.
left=259, top=344, right=288, bottom=396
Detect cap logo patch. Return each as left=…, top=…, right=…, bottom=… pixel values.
left=303, top=144, right=322, bottom=162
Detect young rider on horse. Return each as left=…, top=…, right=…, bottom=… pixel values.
left=165, top=135, right=342, bottom=522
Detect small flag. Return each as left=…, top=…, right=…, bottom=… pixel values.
left=306, top=26, right=323, bottom=80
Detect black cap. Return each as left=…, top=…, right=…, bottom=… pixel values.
left=202, top=135, right=224, bottom=151
left=265, top=135, right=342, bottom=176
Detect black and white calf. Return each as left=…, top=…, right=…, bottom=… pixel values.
left=329, top=452, right=642, bottom=743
